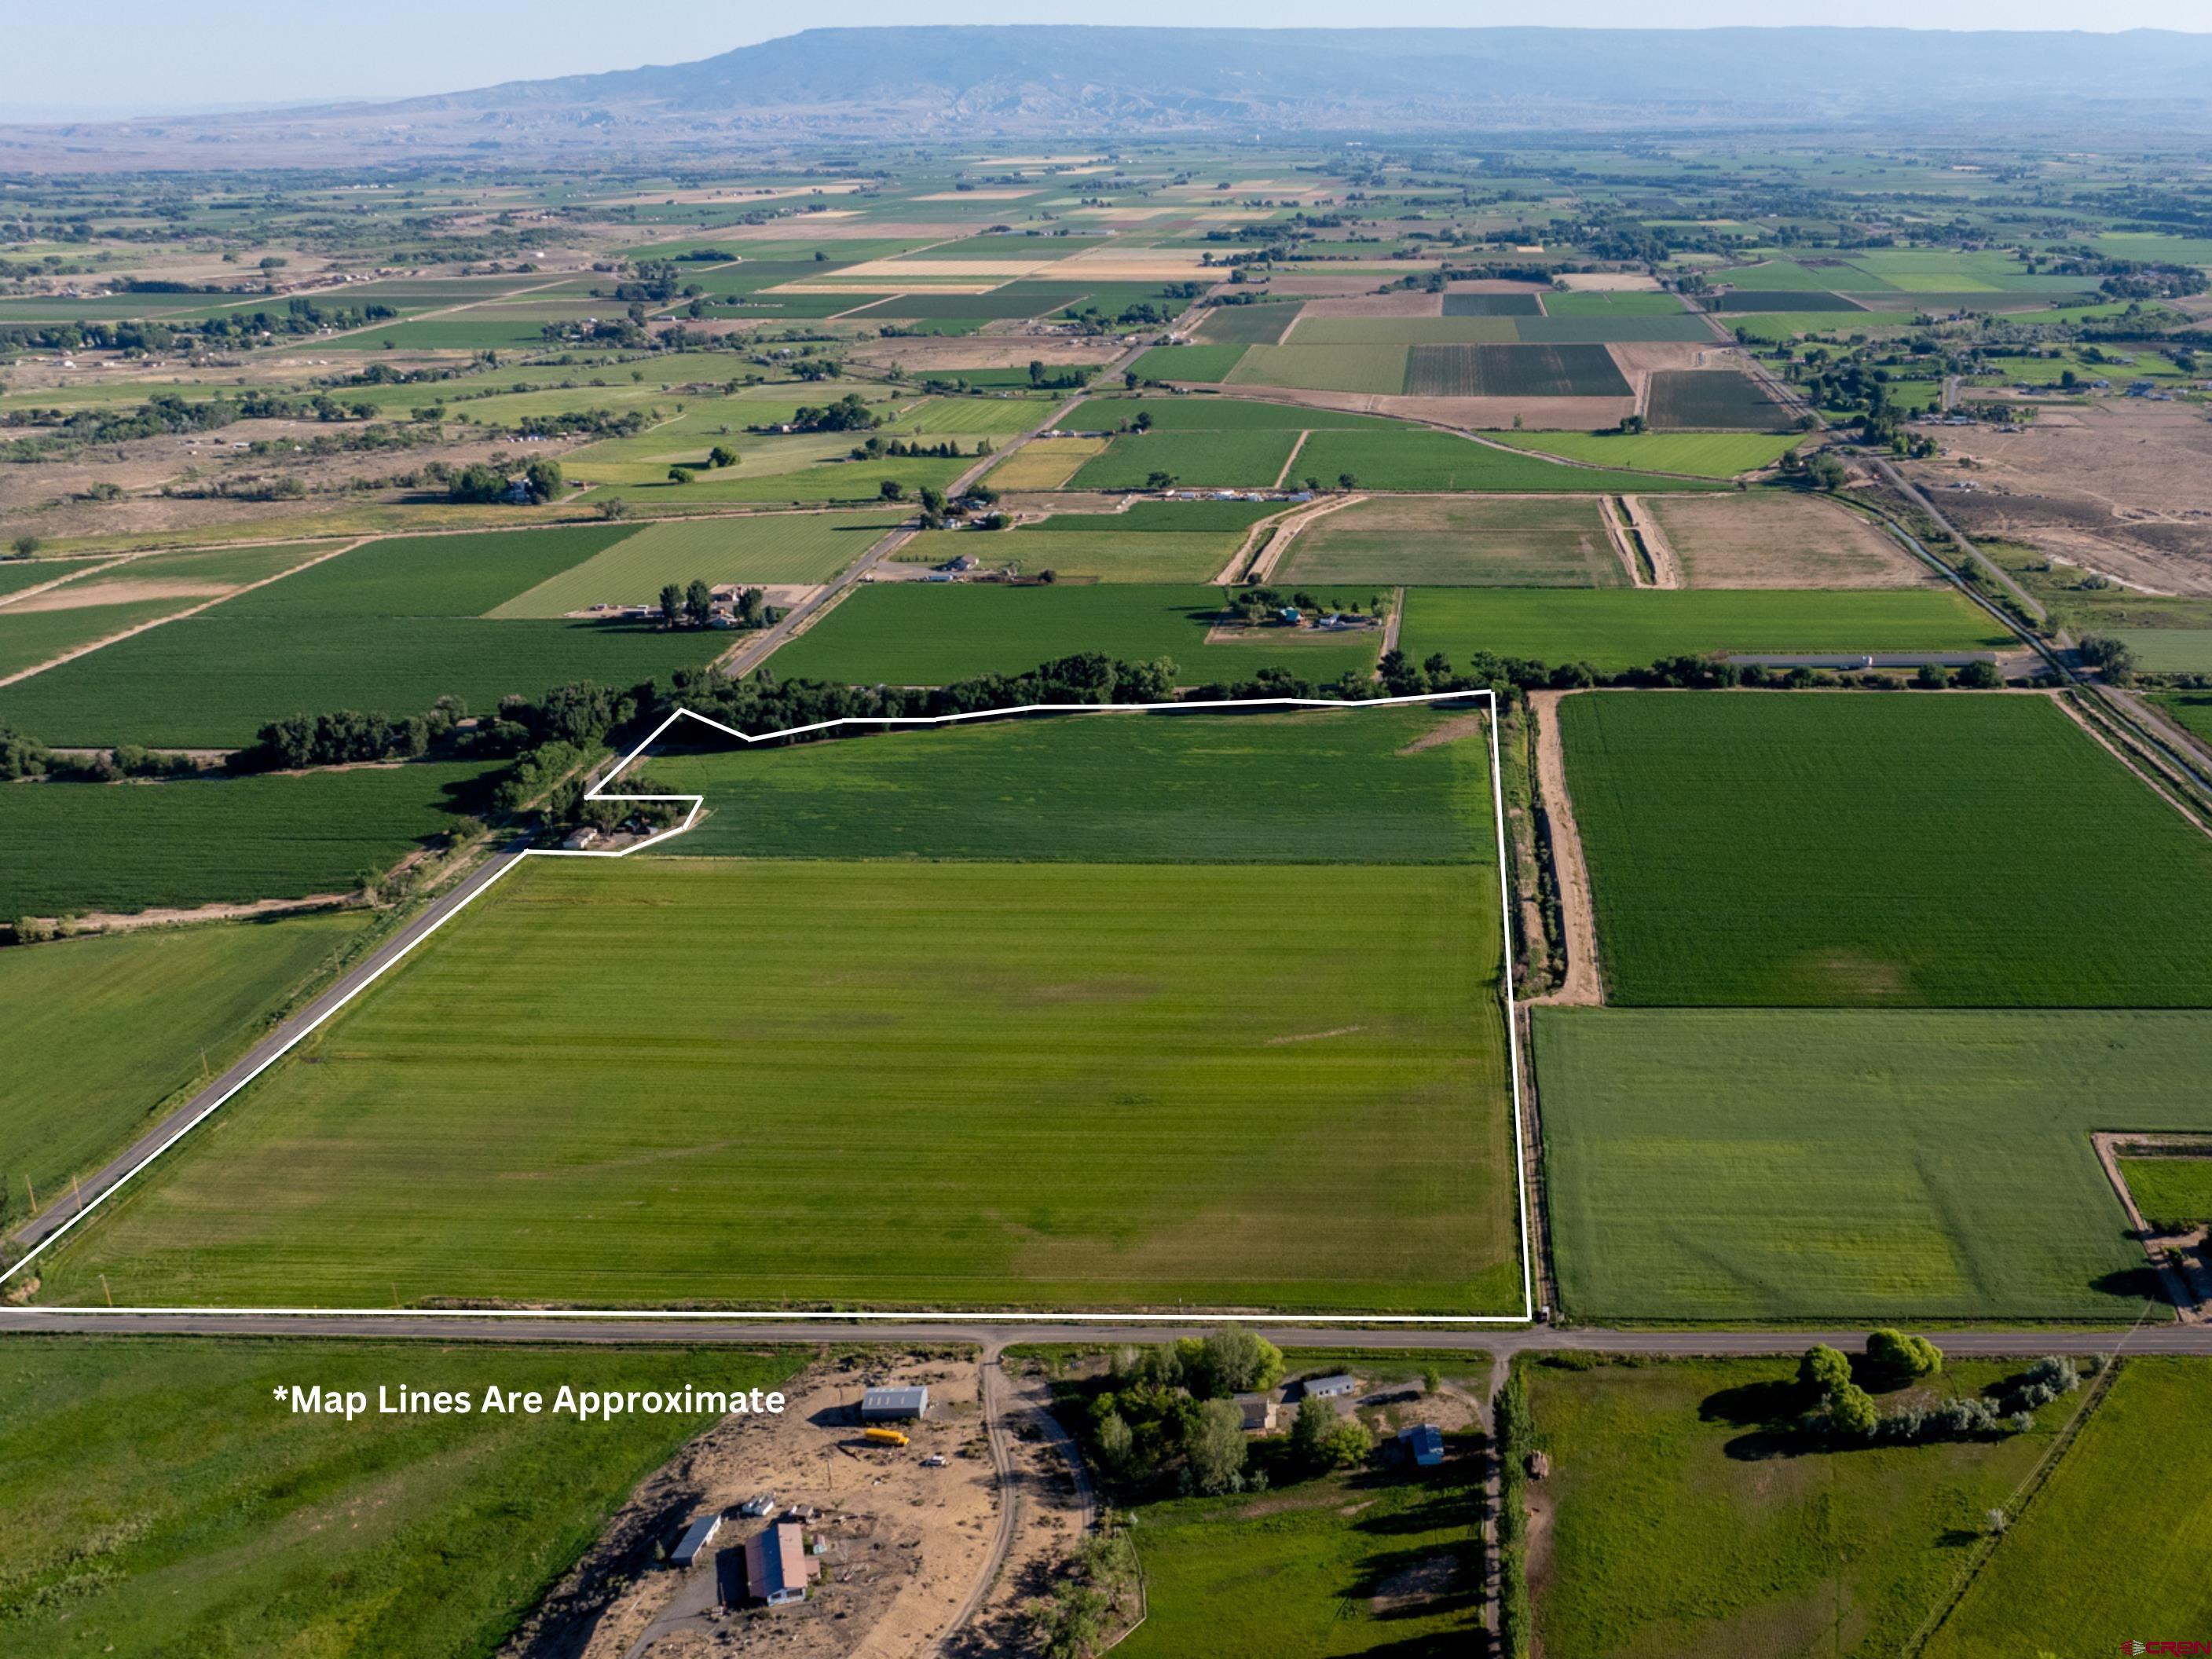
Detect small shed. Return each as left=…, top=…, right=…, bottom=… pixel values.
left=672, top=1512, right=723, bottom=1569
left=1400, top=1424, right=1445, bottom=1467
left=1302, top=1374, right=1359, bottom=1401
left=861, top=1386, right=929, bottom=1422
left=1234, top=1390, right=1280, bottom=1433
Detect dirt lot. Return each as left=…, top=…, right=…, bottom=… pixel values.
left=510, top=1353, right=999, bottom=1659
left=947, top=1359, right=1094, bottom=1659
left=1525, top=689, right=1602, bottom=1007
left=1903, top=401, right=2212, bottom=595
left=1649, top=493, right=1937, bottom=588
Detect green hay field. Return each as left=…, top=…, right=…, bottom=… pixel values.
left=1130, top=342, right=1247, bottom=383
left=1228, top=343, right=1412, bottom=395
left=1290, top=432, right=1723, bottom=494
left=764, top=583, right=1383, bottom=687
left=0, top=1336, right=797, bottom=1658
left=1536, top=1007, right=2212, bottom=1320
left=1278, top=496, right=1628, bottom=587
left=39, top=855, right=1518, bottom=1314
left=0, top=760, right=504, bottom=918
left=0, top=913, right=368, bottom=1204
left=0, top=615, right=727, bottom=748
left=1557, top=692, right=2212, bottom=1005
left=1485, top=431, right=1799, bottom=476
left=1401, top=589, right=2003, bottom=678
left=1068, top=429, right=1302, bottom=489
left=1921, top=1360, right=2212, bottom=1655
left=2115, top=1158, right=2212, bottom=1231
left=1525, top=1354, right=2082, bottom=1658
left=645, top=706, right=1496, bottom=864
left=489, top=512, right=899, bottom=615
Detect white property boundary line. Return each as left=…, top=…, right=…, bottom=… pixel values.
left=7, top=690, right=1533, bottom=1328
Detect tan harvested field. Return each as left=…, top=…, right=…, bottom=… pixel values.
left=1276, top=493, right=1629, bottom=588
left=845, top=338, right=1107, bottom=372
left=1298, top=292, right=1446, bottom=318
left=1445, top=280, right=1553, bottom=295
left=2, top=577, right=233, bottom=612
left=829, top=259, right=1053, bottom=280
left=1256, top=273, right=1392, bottom=296
left=1556, top=272, right=1664, bottom=291
left=1903, top=401, right=2212, bottom=595
left=983, top=437, right=1108, bottom=491
left=1652, top=493, right=1942, bottom=588
left=1610, top=341, right=1725, bottom=379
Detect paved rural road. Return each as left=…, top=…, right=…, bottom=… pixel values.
left=5, top=848, right=526, bottom=1258
left=5, top=1310, right=2207, bottom=1358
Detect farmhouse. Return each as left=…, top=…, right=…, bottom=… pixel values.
left=671, top=1511, right=723, bottom=1569
left=861, top=1385, right=929, bottom=1421
left=740, top=1518, right=817, bottom=1607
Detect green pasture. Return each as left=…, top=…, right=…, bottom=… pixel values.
left=1130, top=342, right=1247, bottom=383
left=2116, top=1159, right=2212, bottom=1231
left=1539, top=1008, right=2212, bottom=1320
left=1067, top=397, right=1398, bottom=432
left=765, top=583, right=1383, bottom=687
left=2151, top=690, right=2212, bottom=747
left=1526, top=1354, right=2082, bottom=1658
left=1557, top=691, right=2212, bottom=1006
left=218, top=527, right=633, bottom=620
left=0, top=598, right=212, bottom=680
left=1229, top=344, right=1411, bottom=395
left=1286, top=317, right=1519, bottom=345
left=1119, top=1457, right=1483, bottom=1658
left=1924, top=1360, right=2212, bottom=1656
left=645, top=705, right=1497, bottom=865
left=0, top=615, right=726, bottom=747
left=0, top=914, right=368, bottom=1204
left=39, top=855, right=1518, bottom=1314
left=0, top=1336, right=797, bottom=1658
left=489, top=512, right=899, bottom=615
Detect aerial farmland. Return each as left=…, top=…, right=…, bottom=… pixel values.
left=2, top=17, right=2211, bottom=1655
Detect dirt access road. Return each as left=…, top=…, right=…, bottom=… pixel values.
left=1523, top=690, right=1602, bottom=1006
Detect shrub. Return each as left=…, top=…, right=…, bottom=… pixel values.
left=1826, top=1382, right=1880, bottom=1439
left=1866, top=1329, right=1943, bottom=1380
left=1800, top=1344, right=1852, bottom=1397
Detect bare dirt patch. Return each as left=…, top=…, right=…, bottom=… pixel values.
left=1525, top=690, right=1603, bottom=1007
left=947, top=1359, right=1095, bottom=1659
left=4, top=577, right=233, bottom=612
left=1903, top=401, right=2212, bottom=595
left=514, top=1353, right=997, bottom=1659
left=1555, top=273, right=1661, bottom=292
left=1650, top=493, right=1935, bottom=589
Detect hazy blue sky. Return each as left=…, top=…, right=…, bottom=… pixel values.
left=2, top=5, right=2199, bottom=120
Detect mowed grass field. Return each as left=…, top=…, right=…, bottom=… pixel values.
left=40, top=854, right=1518, bottom=1313
left=1921, top=1360, right=2212, bottom=1656
left=764, top=584, right=1384, bottom=687
left=1401, top=589, right=2004, bottom=676
left=1291, top=431, right=1724, bottom=494
left=489, top=511, right=900, bottom=615
left=0, top=760, right=504, bottom=918
left=0, top=914, right=368, bottom=1205
left=1277, top=496, right=1629, bottom=588
left=1557, top=692, right=2212, bottom=1005
left=1525, top=1355, right=2082, bottom=1659
left=0, top=1336, right=798, bottom=1658
left=645, top=706, right=1496, bottom=863
left=1536, top=1008, right=2212, bottom=1320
